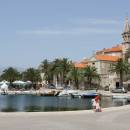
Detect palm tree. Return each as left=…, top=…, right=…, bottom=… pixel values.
left=0, top=67, right=20, bottom=83
left=22, top=68, right=41, bottom=84
left=58, top=58, right=72, bottom=85
left=110, top=59, right=130, bottom=87
left=40, top=59, right=53, bottom=84
left=66, top=66, right=82, bottom=89
left=82, top=66, right=100, bottom=88
left=51, top=58, right=72, bottom=86
left=52, top=58, right=62, bottom=85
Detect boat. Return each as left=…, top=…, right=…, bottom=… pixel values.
left=81, top=93, right=98, bottom=98
left=58, top=90, right=78, bottom=97
left=71, top=92, right=82, bottom=98
left=1, top=92, right=8, bottom=95
left=127, top=98, right=130, bottom=102
left=81, top=90, right=98, bottom=98
left=112, top=95, right=130, bottom=99
left=40, top=90, right=56, bottom=96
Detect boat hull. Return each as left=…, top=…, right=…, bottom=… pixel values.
left=81, top=94, right=98, bottom=98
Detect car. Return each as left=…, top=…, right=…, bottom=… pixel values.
left=104, top=86, right=109, bottom=91
left=48, top=84, right=56, bottom=89
left=111, top=87, right=127, bottom=93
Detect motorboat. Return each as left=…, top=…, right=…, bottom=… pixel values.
left=71, top=90, right=98, bottom=98
left=127, top=98, right=130, bottom=102
left=81, top=93, right=98, bottom=98
left=58, top=90, right=78, bottom=97
left=81, top=90, right=98, bottom=98
left=71, top=92, right=82, bottom=98
left=112, top=95, right=130, bottom=99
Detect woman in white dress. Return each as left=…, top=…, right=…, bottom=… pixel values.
left=92, top=99, right=96, bottom=111
left=95, top=101, right=101, bottom=112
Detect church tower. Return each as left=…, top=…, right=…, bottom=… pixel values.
left=122, top=16, right=130, bottom=43
left=122, top=17, right=130, bottom=59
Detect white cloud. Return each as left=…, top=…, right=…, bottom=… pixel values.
left=69, top=18, right=121, bottom=25
left=17, top=18, right=122, bottom=36
left=18, top=26, right=121, bottom=36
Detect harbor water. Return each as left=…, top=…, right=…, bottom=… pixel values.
left=0, top=95, right=129, bottom=112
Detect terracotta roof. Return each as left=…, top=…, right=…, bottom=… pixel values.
left=74, top=58, right=88, bottom=68
left=80, top=58, right=88, bottom=64
left=104, top=45, right=122, bottom=53
left=74, top=63, right=87, bottom=68
left=95, top=55, right=120, bottom=62
left=96, top=45, right=123, bottom=54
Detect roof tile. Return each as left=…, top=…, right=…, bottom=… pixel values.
left=95, top=55, right=120, bottom=62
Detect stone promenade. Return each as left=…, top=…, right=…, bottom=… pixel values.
left=0, top=105, right=130, bottom=130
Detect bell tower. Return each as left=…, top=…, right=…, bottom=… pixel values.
left=122, top=17, right=130, bottom=59
left=122, top=17, right=130, bottom=43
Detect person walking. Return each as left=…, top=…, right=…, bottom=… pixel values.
left=95, top=95, right=102, bottom=112
left=92, top=99, right=96, bottom=111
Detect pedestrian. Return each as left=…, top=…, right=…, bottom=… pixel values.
left=92, top=99, right=96, bottom=111
left=95, top=95, right=102, bottom=112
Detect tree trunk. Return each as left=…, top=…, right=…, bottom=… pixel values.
left=75, top=79, right=79, bottom=89
left=120, top=71, right=123, bottom=87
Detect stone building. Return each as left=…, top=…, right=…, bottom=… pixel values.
left=75, top=17, right=130, bottom=89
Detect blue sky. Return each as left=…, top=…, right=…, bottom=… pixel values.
left=0, top=0, right=130, bottom=69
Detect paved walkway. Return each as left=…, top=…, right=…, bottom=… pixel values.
left=0, top=105, right=130, bottom=130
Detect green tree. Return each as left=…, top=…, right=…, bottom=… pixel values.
left=0, top=67, right=20, bottom=83
left=55, top=58, right=72, bottom=85
left=40, top=59, right=53, bottom=84
left=22, top=68, right=41, bottom=84
left=52, top=58, right=62, bottom=85
left=110, top=59, right=130, bottom=87
left=82, top=66, right=100, bottom=88
left=66, top=66, right=82, bottom=89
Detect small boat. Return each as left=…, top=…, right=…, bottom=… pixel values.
left=58, top=90, right=78, bottom=97
left=81, top=90, right=98, bottom=98
left=1, top=92, right=8, bottom=95
left=71, top=93, right=81, bottom=98
left=127, top=98, right=130, bottom=102
left=54, top=91, right=61, bottom=96
left=112, top=95, right=130, bottom=99
left=40, top=90, right=56, bottom=96
left=81, top=93, right=98, bottom=98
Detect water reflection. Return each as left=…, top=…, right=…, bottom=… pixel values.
left=112, top=99, right=127, bottom=106
left=1, top=107, right=17, bottom=112
left=0, top=95, right=129, bottom=112
left=25, top=106, right=79, bottom=112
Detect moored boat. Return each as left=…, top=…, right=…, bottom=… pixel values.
left=81, top=90, right=98, bottom=98
left=71, top=92, right=82, bottom=98
left=58, top=90, right=79, bottom=97
left=127, top=98, right=130, bottom=102
left=112, top=95, right=130, bottom=99
left=81, top=93, right=98, bottom=98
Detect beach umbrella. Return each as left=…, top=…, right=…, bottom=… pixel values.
left=26, top=81, right=32, bottom=84
left=13, top=80, right=25, bottom=84
left=0, top=80, right=9, bottom=85
left=13, top=81, right=26, bottom=88
left=0, top=83, right=8, bottom=90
